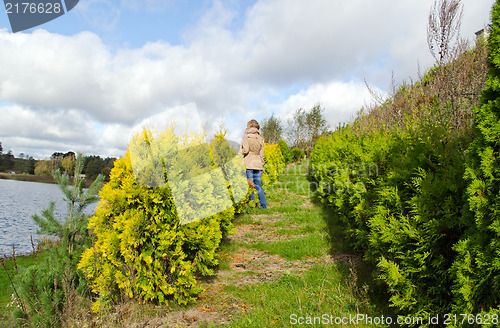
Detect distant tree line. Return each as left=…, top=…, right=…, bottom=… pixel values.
left=260, top=104, right=330, bottom=159
left=0, top=142, right=116, bottom=181
left=0, top=141, right=36, bottom=174
left=34, top=152, right=116, bottom=181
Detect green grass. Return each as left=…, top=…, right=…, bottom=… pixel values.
left=248, top=234, right=328, bottom=260
left=234, top=214, right=262, bottom=226
left=221, top=263, right=379, bottom=328
left=208, top=161, right=390, bottom=327
left=274, top=225, right=314, bottom=235
left=243, top=162, right=331, bottom=260
left=0, top=255, right=37, bottom=304
left=0, top=253, right=39, bottom=321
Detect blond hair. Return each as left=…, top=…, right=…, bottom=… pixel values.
left=247, top=119, right=260, bottom=130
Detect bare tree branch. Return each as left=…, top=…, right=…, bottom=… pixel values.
left=427, top=0, right=463, bottom=65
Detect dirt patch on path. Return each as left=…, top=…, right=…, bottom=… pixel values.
left=216, top=214, right=363, bottom=287
left=216, top=248, right=334, bottom=286
left=123, top=302, right=244, bottom=328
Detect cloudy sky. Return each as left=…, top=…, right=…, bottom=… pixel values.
left=0, top=0, right=494, bottom=159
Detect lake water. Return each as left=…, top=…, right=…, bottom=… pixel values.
left=0, top=179, right=97, bottom=256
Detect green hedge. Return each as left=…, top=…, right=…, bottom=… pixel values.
left=311, top=114, right=473, bottom=317
left=290, top=148, right=305, bottom=162
left=309, top=8, right=499, bottom=318
left=263, top=143, right=285, bottom=187
left=278, top=140, right=292, bottom=164
left=452, top=0, right=500, bottom=316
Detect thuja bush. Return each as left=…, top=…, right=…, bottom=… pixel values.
left=278, top=139, right=292, bottom=164
left=452, top=0, right=500, bottom=315
left=78, top=127, right=239, bottom=309
left=310, top=124, right=387, bottom=253
left=263, top=143, right=285, bottom=186
left=311, top=110, right=474, bottom=318
left=290, top=148, right=305, bottom=162
left=370, top=119, right=472, bottom=317
left=307, top=11, right=494, bottom=317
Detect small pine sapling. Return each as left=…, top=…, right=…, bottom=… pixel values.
left=32, top=153, right=105, bottom=253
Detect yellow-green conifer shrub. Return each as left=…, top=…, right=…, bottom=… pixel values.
left=78, top=127, right=236, bottom=309
left=211, top=129, right=250, bottom=214
left=263, top=143, right=285, bottom=186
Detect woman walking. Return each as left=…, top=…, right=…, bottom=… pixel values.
left=242, top=119, right=267, bottom=209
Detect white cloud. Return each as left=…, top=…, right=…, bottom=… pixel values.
left=0, top=29, right=234, bottom=124
left=0, top=0, right=493, bottom=159
left=0, top=105, right=95, bottom=140
left=270, top=79, right=383, bottom=128
left=0, top=30, right=112, bottom=114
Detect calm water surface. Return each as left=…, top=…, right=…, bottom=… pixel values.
left=0, top=179, right=97, bottom=255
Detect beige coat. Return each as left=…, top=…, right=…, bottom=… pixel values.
left=242, top=133, right=265, bottom=170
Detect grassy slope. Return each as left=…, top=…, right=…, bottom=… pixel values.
left=0, top=255, right=37, bottom=322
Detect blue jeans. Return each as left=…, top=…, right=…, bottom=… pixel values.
left=246, top=169, right=267, bottom=209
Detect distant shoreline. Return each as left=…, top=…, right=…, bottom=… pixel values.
left=0, top=173, right=96, bottom=187
left=0, top=172, right=56, bottom=184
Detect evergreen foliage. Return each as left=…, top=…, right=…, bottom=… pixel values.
left=278, top=139, right=292, bottom=164
left=263, top=143, right=285, bottom=187
left=78, top=126, right=286, bottom=309
left=33, top=154, right=105, bottom=254
left=11, top=153, right=105, bottom=327
left=290, top=148, right=305, bottom=162
left=78, top=127, right=240, bottom=308
left=453, top=0, right=500, bottom=314
left=310, top=28, right=490, bottom=320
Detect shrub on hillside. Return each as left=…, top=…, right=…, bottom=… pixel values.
left=453, top=0, right=500, bottom=314
left=311, top=107, right=475, bottom=317
left=78, top=127, right=241, bottom=309
left=310, top=35, right=489, bottom=318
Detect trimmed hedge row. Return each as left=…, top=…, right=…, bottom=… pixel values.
left=310, top=117, right=473, bottom=318
left=310, top=7, right=500, bottom=319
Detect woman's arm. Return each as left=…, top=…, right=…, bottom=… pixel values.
left=260, top=139, right=265, bottom=165
left=242, top=135, right=250, bottom=155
